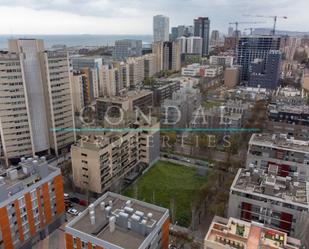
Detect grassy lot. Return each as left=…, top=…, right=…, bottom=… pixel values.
left=203, top=100, right=223, bottom=109
left=123, top=160, right=207, bottom=227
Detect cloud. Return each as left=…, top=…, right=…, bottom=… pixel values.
left=0, top=0, right=308, bottom=34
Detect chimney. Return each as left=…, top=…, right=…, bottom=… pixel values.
left=109, top=216, right=116, bottom=233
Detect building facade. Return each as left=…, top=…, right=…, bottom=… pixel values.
left=153, top=15, right=169, bottom=42
left=0, top=39, right=75, bottom=166
left=236, top=36, right=281, bottom=81
left=71, top=121, right=160, bottom=194
left=228, top=166, right=309, bottom=245
left=194, top=17, right=210, bottom=56
left=113, top=39, right=143, bottom=60
left=0, top=157, right=65, bottom=249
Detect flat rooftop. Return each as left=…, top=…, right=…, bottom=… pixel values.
left=97, top=90, right=153, bottom=103
left=231, top=167, right=309, bottom=206
left=205, top=216, right=300, bottom=249
left=250, top=133, right=309, bottom=154
left=0, top=156, right=59, bottom=202
left=66, top=192, right=169, bottom=249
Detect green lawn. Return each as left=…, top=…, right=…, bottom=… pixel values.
left=123, top=161, right=207, bottom=227
left=203, top=100, right=223, bottom=109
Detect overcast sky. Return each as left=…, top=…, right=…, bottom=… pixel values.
left=0, top=0, right=308, bottom=34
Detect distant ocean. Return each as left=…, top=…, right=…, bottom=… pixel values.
left=0, top=34, right=153, bottom=49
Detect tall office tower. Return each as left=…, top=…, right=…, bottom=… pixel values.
left=71, top=57, right=102, bottom=99
left=65, top=192, right=169, bottom=249
left=0, top=39, right=75, bottom=166
left=171, top=27, right=179, bottom=41
left=194, top=17, right=210, bottom=56
left=249, top=50, right=282, bottom=89
left=210, top=30, right=220, bottom=46
left=0, top=157, right=65, bottom=249
left=186, top=37, right=203, bottom=55
left=153, top=15, right=170, bottom=42
left=153, top=41, right=164, bottom=72
left=115, top=62, right=130, bottom=92
left=176, top=36, right=187, bottom=54
left=113, top=39, right=142, bottom=60
left=236, top=36, right=281, bottom=81
left=228, top=26, right=234, bottom=36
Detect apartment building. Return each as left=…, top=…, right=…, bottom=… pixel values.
left=143, top=54, right=157, bottom=78
left=71, top=121, right=160, bottom=194
left=228, top=166, right=309, bottom=245
left=113, top=39, right=142, bottom=60
left=0, top=39, right=75, bottom=166
left=181, top=63, right=223, bottom=78
left=204, top=216, right=301, bottom=249
left=247, top=133, right=309, bottom=181
left=210, top=55, right=234, bottom=67
left=71, top=56, right=102, bottom=100
left=127, top=57, right=145, bottom=88
left=71, top=71, right=87, bottom=113
left=96, top=90, right=153, bottom=122
left=144, top=80, right=181, bottom=107
left=0, top=156, right=65, bottom=249
left=65, top=192, right=169, bottom=249
left=153, top=41, right=181, bottom=72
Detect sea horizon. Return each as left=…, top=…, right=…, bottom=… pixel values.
left=0, top=34, right=153, bottom=49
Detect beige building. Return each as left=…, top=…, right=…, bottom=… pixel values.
left=71, top=121, right=160, bottom=194
left=143, top=53, right=158, bottom=78
left=71, top=71, right=86, bottom=113
left=0, top=39, right=75, bottom=166
left=224, top=66, right=241, bottom=89
left=127, top=57, right=145, bottom=87
left=153, top=41, right=164, bottom=72
left=204, top=216, right=301, bottom=249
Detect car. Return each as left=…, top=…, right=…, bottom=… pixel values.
left=79, top=200, right=88, bottom=206
left=69, top=197, right=80, bottom=204
left=67, top=208, right=79, bottom=216
left=64, top=193, right=70, bottom=199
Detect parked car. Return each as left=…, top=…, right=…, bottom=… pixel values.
left=67, top=208, right=79, bottom=216
left=69, top=197, right=80, bottom=204
left=64, top=193, right=70, bottom=200
left=79, top=200, right=88, bottom=206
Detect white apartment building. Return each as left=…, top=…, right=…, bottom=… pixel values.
left=186, top=37, right=203, bottom=55
left=210, top=55, right=234, bottom=67
left=228, top=166, right=309, bottom=246
left=0, top=39, right=75, bottom=166
left=181, top=63, right=223, bottom=78
left=247, top=133, right=309, bottom=181
left=143, top=54, right=158, bottom=78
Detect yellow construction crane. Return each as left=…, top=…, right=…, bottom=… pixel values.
left=244, top=15, right=287, bottom=35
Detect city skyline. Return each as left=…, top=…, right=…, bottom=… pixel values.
left=0, top=0, right=308, bottom=34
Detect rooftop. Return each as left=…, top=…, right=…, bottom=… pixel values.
left=250, top=133, right=309, bottom=154
left=0, top=156, right=59, bottom=203
left=97, top=90, right=153, bottom=103
left=205, top=216, right=300, bottom=249
left=231, top=166, right=309, bottom=206
left=66, top=192, right=169, bottom=249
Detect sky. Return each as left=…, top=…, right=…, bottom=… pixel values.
left=0, top=0, right=308, bottom=34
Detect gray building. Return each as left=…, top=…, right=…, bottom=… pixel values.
left=153, top=15, right=170, bottom=42
left=113, top=39, right=143, bottom=60
left=236, top=36, right=281, bottom=81
left=249, top=50, right=282, bottom=89
left=194, top=17, right=210, bottom=56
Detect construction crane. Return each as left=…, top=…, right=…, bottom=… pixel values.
left=228, top=21, right=266, bottom=49
left=243, top=15, right=287, bottom=35
left=244, top=28, right=255, bottom=35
